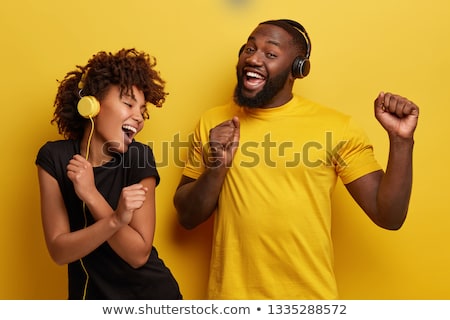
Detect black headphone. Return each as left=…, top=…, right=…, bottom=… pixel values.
left=77, top=71, right=100, bottom=118
left=239, top=19, right=311, bottom=79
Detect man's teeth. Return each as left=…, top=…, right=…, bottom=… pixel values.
left=122, top=125, right=137, bottom=133
left=246, top=71, right=264, bottom=79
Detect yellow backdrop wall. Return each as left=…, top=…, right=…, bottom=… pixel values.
left=0, top=0, right=448, bottom=299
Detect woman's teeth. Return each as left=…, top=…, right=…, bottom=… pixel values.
left=122, top=125, right=137, bottom=134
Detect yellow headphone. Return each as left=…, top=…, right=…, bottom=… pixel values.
left=77, top=71, right=100, bottom=118
left=77, top=96, right=100, bottom=118
left=77, top=70, right=97, bottom=299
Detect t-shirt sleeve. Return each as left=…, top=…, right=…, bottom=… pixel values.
left=127, top=143, right=160, bottom=186
left=35, top=142, right=58, bottom=179
left=181, top=120, right=206, bottom=180
left=336, top=118, right=383, bottom=184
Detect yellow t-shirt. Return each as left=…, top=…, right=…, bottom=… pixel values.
left=183, top=96, right=382, bottom=299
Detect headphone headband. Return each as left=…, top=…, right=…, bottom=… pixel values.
left=260, top=19, right=311, bottom=78
left=238, top=19, right=312, bottom=78
left=76, top=68, right=100, bottom=118
left=260, top=19, right=311, bottom=59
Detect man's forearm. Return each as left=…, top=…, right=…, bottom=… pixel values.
left=377, top=137, right=414, bottom=229
left=174, top=166, right=229, bottom=229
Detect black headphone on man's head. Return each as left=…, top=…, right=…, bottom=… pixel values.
left=239, top=19, right=311, bottom=79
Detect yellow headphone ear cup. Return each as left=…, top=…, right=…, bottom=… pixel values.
left=77, top=96, right=100, bottom=118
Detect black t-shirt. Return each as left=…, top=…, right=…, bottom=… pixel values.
left=36, top=139, right=181, bottom=299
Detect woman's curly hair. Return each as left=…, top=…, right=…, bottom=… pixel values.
left=52, top=48, right=167, bottom=140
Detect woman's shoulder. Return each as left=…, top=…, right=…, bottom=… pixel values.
left=36, top=140, right=79, bottom=162
left=39, top=139, right=78, bottom=154
left=35, top=140, right=78, bottom=178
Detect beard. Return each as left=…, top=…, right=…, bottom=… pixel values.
left=233, top=67, right=291, bottom=108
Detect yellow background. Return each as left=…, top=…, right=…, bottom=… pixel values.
left=0, top=0, right=448, bottom=299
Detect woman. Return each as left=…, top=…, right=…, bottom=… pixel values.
left=36, top=48, right=182, bottom=299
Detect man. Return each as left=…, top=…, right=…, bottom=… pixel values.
left=173, top=19, right=419, bottom=299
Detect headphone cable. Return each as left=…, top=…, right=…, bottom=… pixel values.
left=79, top=115, right=95, bottom=299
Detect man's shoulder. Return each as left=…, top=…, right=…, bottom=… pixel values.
left=198, top=100, right=239, bottom=123
left=202, top=100, right=237, bottom=115
left=294, top=95, right=351, bottom=124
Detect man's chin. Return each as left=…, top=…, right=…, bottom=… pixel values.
left=234, top=84, right=264, bottom=107
left=235, top=95, right=262, bottom=108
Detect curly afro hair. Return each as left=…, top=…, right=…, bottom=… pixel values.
left=51, top=48, right=167, bottom=140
